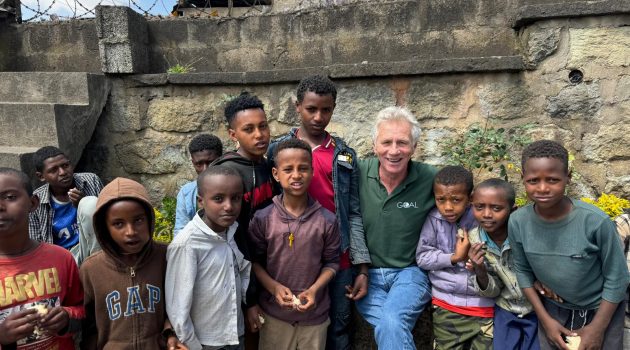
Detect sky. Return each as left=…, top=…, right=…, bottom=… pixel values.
left=20, top=0, right=173, bottom=21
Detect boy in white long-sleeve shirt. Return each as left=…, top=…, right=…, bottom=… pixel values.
left=166, top=165, right=251, bottom=350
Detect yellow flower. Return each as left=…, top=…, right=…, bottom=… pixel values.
left=581, top=194, right=630, bottom=219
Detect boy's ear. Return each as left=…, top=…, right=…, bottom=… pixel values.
left=511, top=204, right=518, bottom=213
left=197, top=194, right=203, bottom=208
left=228, top=128, right=237, bottom=142
left=272, top=167, right=279, bottom=182
left=29, top=195, right=40, bottom=212
left=35, top=171, right=44, bottom=182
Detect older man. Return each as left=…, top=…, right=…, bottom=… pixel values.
left=353, top=106, right=437, bottom=349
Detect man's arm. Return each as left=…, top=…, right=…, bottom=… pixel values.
left=348, top=155, right=370, bottom=266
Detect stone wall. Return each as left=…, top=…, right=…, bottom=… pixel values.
left=0, top=0, right=628, bottom=205
left=77, top=13, right=630, bottom=203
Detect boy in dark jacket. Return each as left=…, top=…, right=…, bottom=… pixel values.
left=212, top=92, right=277, bottom=336
left=79, top=178, right=186, bottom=350
left=249, top=139, right=340, bottom=350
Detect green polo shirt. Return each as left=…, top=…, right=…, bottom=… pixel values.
left=358, top=158, right=437, bottom=268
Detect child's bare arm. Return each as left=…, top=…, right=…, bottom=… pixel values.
left=297, top=268, right=336, bottom=312
left=252, top=263, right=293, bottom=309
left=523, top=287, right=573, bottom=350
left=576, top=300, right=618, bottom=350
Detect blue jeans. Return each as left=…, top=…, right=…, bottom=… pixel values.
left=326, top=268, right=353, bottom=350
left=355, top=266, right=431, bottom=350
left=494, top=305, right=539, bottom=350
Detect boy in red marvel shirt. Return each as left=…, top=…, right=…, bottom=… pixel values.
left=0, top=167, right=84, bottom=350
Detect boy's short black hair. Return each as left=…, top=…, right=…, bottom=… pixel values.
left=33, top=146, right=66, bottom=172
left=296, top=75, right=337, bottom=103
left=521, top=140, right=569, bottom=173
left=434, top=165, right=474, bottom=194
left=474, top=178, right=516, bottom=208
left=188, top=134, right=223, bottom=155
left=197, top=165, right=243, bottom=196
left=224, top=92, right=265, bottom=127
left=0, top=167, right=33, bottom=196
left=272, top=138, right=312, bottom=165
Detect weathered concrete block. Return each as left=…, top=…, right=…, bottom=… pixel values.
left=96, top=6, right=149, bottom=74
left=147, top=97, right=221, bottom=132
left=115, top=139, right=187, bottom=174
left=546, top=82, right=602, bottom=119
left=582, top=123, right=630, bottom=163
left=568, top=27, right=630, bottom=69
left=525, top=27, right=561, bottom=67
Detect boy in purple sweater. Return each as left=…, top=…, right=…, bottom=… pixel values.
left=249, top=138, right=340, bottom=350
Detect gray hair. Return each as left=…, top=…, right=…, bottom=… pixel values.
left=371, top=106, right=422, bottom=145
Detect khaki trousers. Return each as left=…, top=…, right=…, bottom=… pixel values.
left=259, top=313, right=329, bottom=350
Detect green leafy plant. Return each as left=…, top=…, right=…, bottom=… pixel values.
left=153, top=196, right=176, bottom=243
left=581, top=193, right=630, bottom=219
left=167, top=63, right=195, bottom=74
left=442, top=121, right=532, bottom=181
left=165, top=57, right=203, bottom=74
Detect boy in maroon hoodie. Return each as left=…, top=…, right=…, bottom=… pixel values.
left=249, top=139, right=340, bottom=350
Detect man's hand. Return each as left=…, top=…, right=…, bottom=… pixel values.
left=451, top=229, right=470, bottom=264
left=68, top=188, right=85, bottom=208
left=297, top=289, right=316, bottom=312
left=534, top=280, right=564, bottom=303
left=540, top=315, right=575, bottom=350
left=345, top=273, right=368, bottom=300
left=39, top=306, right=69, bottom=336
left=0, top=308, right=39, bottom=345
left=245, top=305, right=264, bottom=332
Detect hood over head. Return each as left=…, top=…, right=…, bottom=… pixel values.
left=92, top=177, right=155, bottom=262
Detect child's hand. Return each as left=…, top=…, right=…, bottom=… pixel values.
left=273, top=284, right=294, bottom=309
left=39, top=306, right=69, bottom=335
left=468, top=243, right=487, bottom=274
left=534, top=280, right=564, bottom=303
left=166, top=335, right=189, bottom=350
left=540, top=316, right=575, bottom=350
left=0, top=308, right=40, bottom=344
left=246, top=305, right=264, bottom=332
left=576, top=323, right=603, bottom=350
left=296, top=289, right=316, bottom=312
left=345, top=273, right=368, bottom=301
left=451, top=229, right=470, bottom=264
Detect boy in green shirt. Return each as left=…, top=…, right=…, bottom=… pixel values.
left=509, top=140, right=629, bottom=350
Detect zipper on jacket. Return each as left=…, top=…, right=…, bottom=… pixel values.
left=130, top=266, right=135, bottom=278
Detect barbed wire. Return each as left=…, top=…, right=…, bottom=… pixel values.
left=16, top=0, right=357, bottom=22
